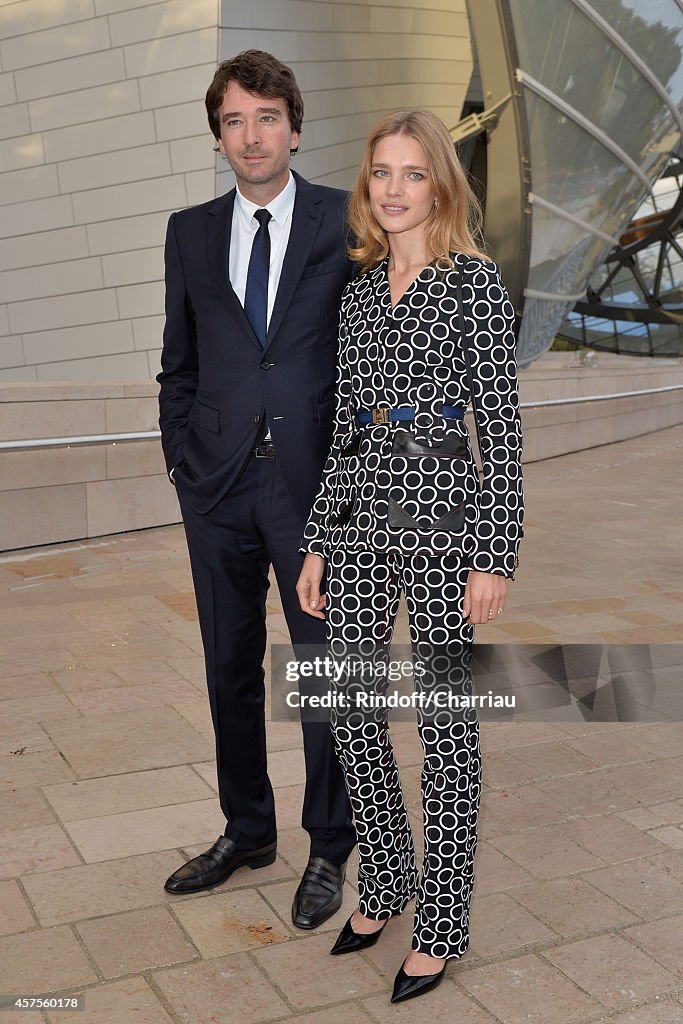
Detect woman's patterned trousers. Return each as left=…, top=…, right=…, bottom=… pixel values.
left=325, top=547, right=482, bottom=960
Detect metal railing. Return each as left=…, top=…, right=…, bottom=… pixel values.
left=1, top=384, right=681, bottom=451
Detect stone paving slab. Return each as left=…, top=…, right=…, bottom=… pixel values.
left=42, top=766, right=215, bottom=822
left=75, top=905, right=199, bottom=980
left=45, top=978, right=175, bottom=1024
left=152, top=952, right=290, bottom=1024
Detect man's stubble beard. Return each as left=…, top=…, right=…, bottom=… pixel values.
left=231, top=154, right=291, bottom=189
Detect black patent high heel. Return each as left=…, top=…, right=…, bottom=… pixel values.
left=391, top=956, right=446, bottom=1002
left=330, top=913, right=388, bottom=955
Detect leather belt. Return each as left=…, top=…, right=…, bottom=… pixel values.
left=355, top=406, right=464, bottom=425
left=253, top=440, right=276, bottom=458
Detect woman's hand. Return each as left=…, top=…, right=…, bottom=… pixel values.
left=296, top=553, right=327, bottom=619
left=463, top=570, right=507, bottom=625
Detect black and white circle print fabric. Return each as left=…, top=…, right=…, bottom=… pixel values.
left=326, top=548, right=481, bottom=959
left=302, top=253, right=524, bottom=577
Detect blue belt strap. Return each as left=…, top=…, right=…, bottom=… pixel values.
left=355, top=406, right=463, bottom=425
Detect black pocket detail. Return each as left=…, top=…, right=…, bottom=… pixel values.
left=387, top=497, right=466, bottom=532
left=392, top=428, right=467, bottom=458
left=331, top=501, right=353, bottom=527
left=387, top=498, right=419, bottom=529
left=340, top=434, right=360, bottom=457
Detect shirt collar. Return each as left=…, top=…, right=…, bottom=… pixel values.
left=235, top=172, right=296, bottom=228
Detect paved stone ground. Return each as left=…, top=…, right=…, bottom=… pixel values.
left=1, top=425, right=682, bottom=1024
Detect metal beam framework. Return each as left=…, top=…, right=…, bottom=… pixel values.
left=524, top=287, right=588, bottom=302
left=528, top=192, right=621, bottom=246
left=449, top=93, right=512, bottom=144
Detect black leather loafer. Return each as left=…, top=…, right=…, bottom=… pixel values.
left=164, top=836, right=276, bottom=894
left=330, top=913, right=388, bottom=955
left=391, top=958, right=446, bottom=1003
left=291, top=857, right=346, bottom=929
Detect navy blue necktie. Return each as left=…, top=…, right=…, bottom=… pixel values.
left=244, top=208, right=272, bottom=347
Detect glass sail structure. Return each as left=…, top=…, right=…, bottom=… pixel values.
left=465, top=0, right=683, bottom=365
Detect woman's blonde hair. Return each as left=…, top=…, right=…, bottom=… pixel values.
left=348, top=109, right=487, bottom=272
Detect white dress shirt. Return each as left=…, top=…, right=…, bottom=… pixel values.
left=229, top=173, right=296, bottom=444
left=229, top=171, right=296, bottom=326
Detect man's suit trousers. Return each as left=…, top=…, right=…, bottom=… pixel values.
left=326, top=547, right=482, bottom=959
left=176, top=455, right=355, bottom=865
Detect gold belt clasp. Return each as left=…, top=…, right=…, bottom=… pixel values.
left=372, top=408, right=390, bottom=425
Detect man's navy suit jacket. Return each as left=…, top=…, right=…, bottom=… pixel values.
left=157, top=169, right=353, bottom=522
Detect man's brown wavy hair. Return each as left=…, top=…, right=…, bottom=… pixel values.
left=348, top=109, right=487, bottom=272
left=205, top=50, right=304, bottom=154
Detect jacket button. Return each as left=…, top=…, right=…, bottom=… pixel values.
left=254, top=415, right=260, bottom=423
left=260, top=361, right=274, bottom=370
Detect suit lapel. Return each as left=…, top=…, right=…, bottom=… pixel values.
left=206, top=189, right=262, bottom=349
left=264, top=171, right=322, bottom=350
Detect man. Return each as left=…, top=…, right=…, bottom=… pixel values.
left=157, top=50, right=355, bottom=928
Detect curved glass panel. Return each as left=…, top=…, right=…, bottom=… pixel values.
left=497, top=0, right=683, bottom=363
left=511, top=0, right=675, bottom=169
left=590, top=0, right=683, bottom=99
left=523, top=92, right=650, bottom=234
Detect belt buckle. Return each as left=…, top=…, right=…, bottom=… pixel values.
left=372, top=408, right=390, bottom=425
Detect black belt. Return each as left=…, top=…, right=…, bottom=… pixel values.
left=253, top=440, right=276, bottom=458
left=355, top=405, right=463, bottom=425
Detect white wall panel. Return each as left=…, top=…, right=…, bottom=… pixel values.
left=123, top=27, right=217, bottom=77
left=0, top=133, right=45, bottom=173
left=0, top=227, right=88, bottom=273
left=22, top=321, right=134, bottom=365
left=0, top=19, right=112, bottom=71
left=115, top=280, right=164, bottom=318
left=138, top=65, right=216, bottom=109
left=154, top=101, right=208, bottom=141
left=0, top=195, right=74, bottom=239
left=9, top=289, right=119, bottom=334
left=36, top=351, right=150, bottom=380
left=102, top=247, right=164, bottom=287
left=86, top=211, right=173, bottom=255
left=0, top=104, right=29, bottom=140
left=57, top=142, right=172, bottom=193
left=71, top=175, right=187, bottom=223
left=108, top=0, right=217, bottom=47
left=0, top=71, right=18, bottom=106
left=29, top=81, right=141, bottom=133
left=0, top=335, right=24, bottom=368
left=0, top=0, right=95, bottom=39
left=14, top=50, right=127, bottom=102
left=43, top=112, right=156, bottom=163
left=0, top=258, right=104, bottom=305
left=0, top=163, right=58, bottom=204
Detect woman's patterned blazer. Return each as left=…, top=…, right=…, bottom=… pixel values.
left=302, top=252, right=524, bottom=578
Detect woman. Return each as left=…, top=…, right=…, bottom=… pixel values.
left=296, top=109, right=524, bottom=1003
